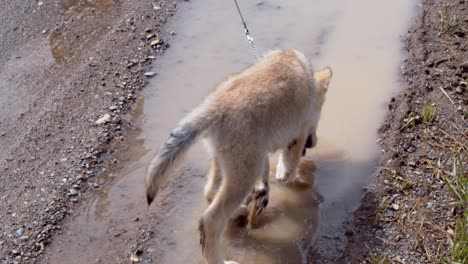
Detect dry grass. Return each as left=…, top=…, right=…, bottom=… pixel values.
left=441, top=150, right=467, bottom=263
left=369, top=252, right=391, bottom=264
left=439, top=4, right=460, bottom=33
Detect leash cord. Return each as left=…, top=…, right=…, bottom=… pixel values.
left=233, top=0, right=263, bottom=60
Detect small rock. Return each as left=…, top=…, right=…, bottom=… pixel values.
left=447, top=228, right=454, bottom=236
left=456, top=86, right=464, bottom=94
left=19, top=236, right=29, bottom=241
left=15, top=229, right=24, bottom=236
left=427, top=153, right=436, bottom=160
left=170, top=31, right=176, bottom=36
left=150, top=39, right=162, bottom=46
left=118, top=96, right=125, bottom=102
left=68, top=188, right=78, bottom=197
left=42, top=29, right=48, bottom=34
left=256, top=1, right=264, bottom=5
left=144, top=72, right=156, bottom=77
left=38, top=1, right=44, bottom=6
left=406, top=146, right=416, bottom=153
left=460, top=80, right=467, bottom=88
left=391, top=203, right=400, bottom=211
left=109, top=105, right=118, bottom=111
left=95, top=114, right=111, bottom=125
left=153, top=5, right=161, bottom=11
left=130, top=253, right=141, bottom=263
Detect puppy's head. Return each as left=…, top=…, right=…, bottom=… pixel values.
left=314, top=66, right=332, bottom=106
left=306, top=66, right=332, bottom=152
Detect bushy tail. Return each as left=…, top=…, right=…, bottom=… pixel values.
left=145, top=105, right=215, bottom=205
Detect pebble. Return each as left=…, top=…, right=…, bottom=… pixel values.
left=144, top=72, right=156, bottom=77
left=153, top=5, right=161, bottom=11
left=118, top=96, right=125, bottom=102
left=150, top=39, right=162, bottom=46
left=130, top=253, right=140, bottom=263
left=38, top=1, right=44, bottom=6
left=460, top=80, right=467, bottom=88
left=19, top=236, right=29, bottom=241
left=95, top=114, right=111, bottom=125
left=455, top=86, right=464, bottom=94
left=16, top=229, right=24, bottom=236
left=391, top=203, right=400, bottom=211
left=68, top=188, right=78, bottom=196
left=427, top=153, right=436, bottom=160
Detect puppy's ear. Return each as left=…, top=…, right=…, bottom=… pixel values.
left=314, top=66, right=333, bottom=92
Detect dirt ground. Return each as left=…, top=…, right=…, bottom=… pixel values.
left=341, top=0, right=467, bottom=263
left=0, top=0, right=466, bottom=263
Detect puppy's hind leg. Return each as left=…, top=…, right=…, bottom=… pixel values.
left=199, top=153, right=263, bottom=264
left=244, top=158, right=270, bottom=228
left=204, top=157, right=222, bottom=204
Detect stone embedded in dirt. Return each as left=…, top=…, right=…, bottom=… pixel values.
left=95, top=114, right=111, bottom=125
left=38, top=1, right=44, bottom=6
left=68, top=188, right=78, bottom=197
left=455, top=86, right=464, bottom=94
left=150, top=39, right=162, bottom=46
left=460, top=80, right=467, bottom=88
left=109, top=105, right=118, bottom=111
left=15, top=229, right=24, bottom=236
left=427, top=153, right=436, bottom=160
left=130, top=249, right=143, bottom=263
left=144, top=72, right=156, bottom=77
left=170, top=31, right=176, bottom=36
left=153, top=5, right=161, bottom=11
left=391, top=203, right=400, bottom=211
left=19, top=236, right=29, bottom=241
left=406, top=145, right=416, bottom=153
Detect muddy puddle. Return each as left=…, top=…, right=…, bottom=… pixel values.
left=44, top=0, right=418, bottom=263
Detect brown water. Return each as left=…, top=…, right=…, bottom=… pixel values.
left=45, top=0, right=418, bottom=263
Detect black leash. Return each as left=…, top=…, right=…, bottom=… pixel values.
left=233, top=0, right=263, bottom=60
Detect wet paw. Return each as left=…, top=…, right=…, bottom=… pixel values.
left=246, top=184, right=269, bottom=217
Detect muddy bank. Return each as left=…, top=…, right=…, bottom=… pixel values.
left=0, top=0, right=177, bottom=262
left=342, top=0, right=467, bottom=262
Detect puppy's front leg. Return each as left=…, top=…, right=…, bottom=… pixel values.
left=276, top=135, right=307, bottom=182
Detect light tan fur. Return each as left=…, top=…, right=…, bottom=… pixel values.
left=145, top=49, right=332, bottom=264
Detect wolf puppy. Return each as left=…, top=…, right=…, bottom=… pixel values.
left=145, top=50, right=332, bottom=264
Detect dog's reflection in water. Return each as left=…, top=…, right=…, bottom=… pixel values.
left=222, top=158, right=322, bottom=264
